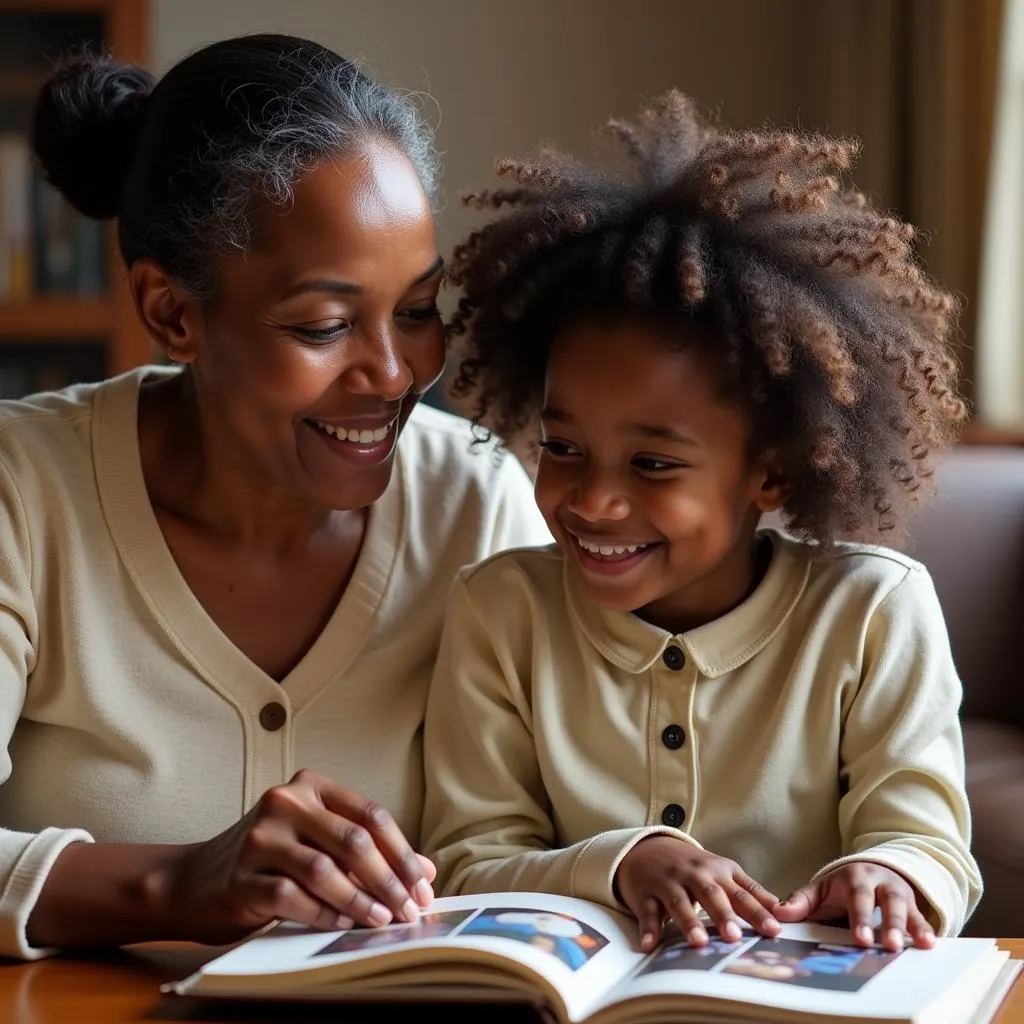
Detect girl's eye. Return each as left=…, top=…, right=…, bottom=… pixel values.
left=633, top=456, right=682, bottom=473
left=400, top=304, right=441, bottom=322
left=538, top=439, right=580, bottom=458
left=296, top=322, right=349, bottom=342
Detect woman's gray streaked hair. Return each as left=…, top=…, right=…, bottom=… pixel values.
left=33, top=34, right=440, bottom=298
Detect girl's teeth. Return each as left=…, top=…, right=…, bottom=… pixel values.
left=314, top=420, right=394, bottom=443
left=576, top=538, right=647, bottom=556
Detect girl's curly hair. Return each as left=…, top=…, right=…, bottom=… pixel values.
left=446, top=90, right=966, bottom=546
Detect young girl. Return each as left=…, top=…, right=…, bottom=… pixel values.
left=421, top=92, right=981, bottom=955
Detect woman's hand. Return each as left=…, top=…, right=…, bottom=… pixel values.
left=157, top=769, right=435, bottom=945
left=615, top=836, right=781, bottom=951
left=773, top=862, right=936, bottom=952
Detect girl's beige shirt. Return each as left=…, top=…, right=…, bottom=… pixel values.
left=422, top=534, right=982, bottom=937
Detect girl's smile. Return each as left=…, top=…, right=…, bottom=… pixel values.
left=563, top=528, right=665, bottom=576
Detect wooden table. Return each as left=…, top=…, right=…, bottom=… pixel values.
left=1, top=940, right=1021, bottom=1022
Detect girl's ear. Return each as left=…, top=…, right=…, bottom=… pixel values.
left=753, top=451, right=787, bottom=513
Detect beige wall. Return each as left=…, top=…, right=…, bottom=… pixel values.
left=152, top=0, right=823, bottom=260
left=152, top=2, right=999, bottom=409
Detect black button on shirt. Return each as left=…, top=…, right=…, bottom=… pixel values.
left=661, top=724, right=685, bottom=750
left=662, top=645, right=685, bottom=670
left=661, top=803, right=686, bottom=828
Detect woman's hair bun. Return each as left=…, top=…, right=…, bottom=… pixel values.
left=31, top=51, right=155, bottom=220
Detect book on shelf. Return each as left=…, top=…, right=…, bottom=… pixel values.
left=165, top=891, right=1021, bottom=1024
left=0, top=131, right=106, bottom=301
left=0, top=132, right=32, bottom=299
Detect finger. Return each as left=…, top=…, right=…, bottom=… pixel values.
left=315, top=776, right=431, bottom=898
left=847, top=881, right=877, bottom=946
left=259, top=780, right=422, bottom=920
left=417, top=854, right=438, bottom=886
left=300, top=807, right=422, bottom=922
left=243, top=873, right=355, bottom=932
left=261, top=838, right=394, bottom=928
left=879, top=886, right=909, bottom=952
left=907, top=906, right=936, bottom=950
left=774, top=883, right=818, bottom=922
left=315, top=786, right=431, bottom=914
left=635, top=896, right=665, bottom=952
left=733, top=868, right=780, bottom=912
left=662, top=881, right=709, bottom=945
left=349, top=859, right=436, bottom=905
left=727, top=884, right=780, bottom=936
left=690, top=875, right=744, bottom=942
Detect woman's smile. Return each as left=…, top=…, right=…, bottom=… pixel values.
left=305, top=413, right=401, bottom=466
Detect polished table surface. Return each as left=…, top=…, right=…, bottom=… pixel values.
left=1, top=939, right=1021, bottom=1023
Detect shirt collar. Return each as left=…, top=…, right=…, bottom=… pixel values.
left=565, top=528, right=811, bottom=677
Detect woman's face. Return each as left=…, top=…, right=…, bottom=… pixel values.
left=188, top=142, right=445, bottom=511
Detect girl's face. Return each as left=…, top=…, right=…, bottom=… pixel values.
left=534, top=320, right=783, bottom=633
left=166, top=141, right=445, bottom=512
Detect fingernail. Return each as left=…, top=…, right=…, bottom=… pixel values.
left=413, top=879, right=434, bottom=906
left=724, top=921, right=741, bottom=942
left=763, top=916, right=780, bottom=932
left=688, top=926, right=708, bottom=945
left=887, top=928, right=903, bottom=948
left=857, top=925, right=873, bottom=944
left=334, top=915, right=354, bottom=931
left=368, top=902, right=392, bottom=926
left=401, top=899, right=419, bottom=923
left=642, top=932, right=655, bottom=948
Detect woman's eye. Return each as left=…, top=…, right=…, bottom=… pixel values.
left=538, top=439, right=579, bottom=458
left=400, top=304, right=441, bottom=322
left=296, top=322, right=349, bottom=342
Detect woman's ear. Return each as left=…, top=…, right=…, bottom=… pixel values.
left=753, top=450, right=787, bottom=513
left=128, top=259, right=201, bottom=365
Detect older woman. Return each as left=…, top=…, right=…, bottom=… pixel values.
left=0, top=33, right=547, bottom=959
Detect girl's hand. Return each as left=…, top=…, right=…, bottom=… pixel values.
left=773, top=862, right=936, bottom=952
left=157, top=769, right=436, bottom=945
left=615, top=836, right=781, bottom=951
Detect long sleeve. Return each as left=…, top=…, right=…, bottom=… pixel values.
left=812, top=567, right=982, bottom=935
left=421, top=574, right=693, bottom=909
left=0, top=457, right=93, bottom=960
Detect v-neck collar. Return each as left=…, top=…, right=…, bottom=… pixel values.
left=92, top=368, right=405, bottom=710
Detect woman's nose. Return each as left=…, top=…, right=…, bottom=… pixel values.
left=340, top=329, right=414, bottom=400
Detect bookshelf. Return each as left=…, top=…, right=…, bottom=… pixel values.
left=0, top=0, right=150, bottom=399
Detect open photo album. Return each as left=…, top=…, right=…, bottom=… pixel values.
left=165, top=891, right=1020, bottom=1024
